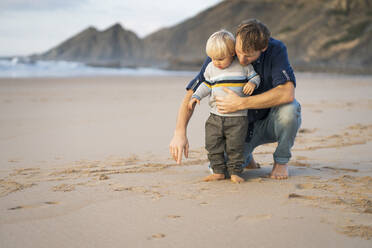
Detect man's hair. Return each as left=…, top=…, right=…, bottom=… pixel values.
left=206, top=29, right=235, bottom=59
left=236, top=19, right=271, bottom=52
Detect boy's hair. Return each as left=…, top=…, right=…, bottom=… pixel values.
left=206, top=29, right=235, bottom=59
left=236, top=19, right=271, bottom=52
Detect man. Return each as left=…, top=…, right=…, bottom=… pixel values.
left=169, top=19, right=301, bottom=180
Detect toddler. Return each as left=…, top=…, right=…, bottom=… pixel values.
left=188, top=29, right=260, bottom=183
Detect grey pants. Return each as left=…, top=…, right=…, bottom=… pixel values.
left=205, top=114, right=248, bottom=175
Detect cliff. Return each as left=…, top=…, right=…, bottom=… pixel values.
left=35, top=0, right=372, bottom=73
left=37, top=23, right=143, bottom=67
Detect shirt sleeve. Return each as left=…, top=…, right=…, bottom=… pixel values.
left=192, top=83, right=211, bottom=101
left=192, top=63, right=212, bottom=100
left=186, top=57, right=212, bottom=91
left=271, top=44, right=296, bottom=88
left=246, top=64, right=260, bottom=88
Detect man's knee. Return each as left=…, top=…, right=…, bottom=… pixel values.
left=274, top=100, right=301, bottom=128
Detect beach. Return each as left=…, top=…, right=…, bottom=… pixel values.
left=0, top=73, right=372, bottom=247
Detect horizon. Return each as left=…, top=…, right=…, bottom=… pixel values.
left=0, top=0, right=222, bottom=57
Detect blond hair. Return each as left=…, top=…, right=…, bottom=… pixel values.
left=206, top=29, right=235, bottom=59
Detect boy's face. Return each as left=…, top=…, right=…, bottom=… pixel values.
left=235, top=36, right=263, bottom=66
left=211, top=55, right=234, bottom=69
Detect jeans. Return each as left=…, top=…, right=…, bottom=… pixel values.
left=207, top=99, right=301, bottom=173
left=243, top=99, right=302, bottom=166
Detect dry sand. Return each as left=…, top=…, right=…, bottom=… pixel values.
left=0, top=73, right=372, bottom=248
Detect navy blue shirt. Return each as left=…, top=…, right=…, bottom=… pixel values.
left=186, top=38, right=296, bottom=123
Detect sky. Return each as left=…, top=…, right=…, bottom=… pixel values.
left=0, top=0, right=222, bottom=57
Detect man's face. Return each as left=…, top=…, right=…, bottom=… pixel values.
left=235, top=36, right=262, bottom=66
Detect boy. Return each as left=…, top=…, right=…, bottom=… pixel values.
left=188, top=30, right=260, bottom=183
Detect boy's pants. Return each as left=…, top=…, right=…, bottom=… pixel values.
left=207, top=99, right=302, bottom=173
left=205, top=114, right=248, bottom=175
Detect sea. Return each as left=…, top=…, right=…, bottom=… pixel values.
left=0, top=57, right=196, bottom=78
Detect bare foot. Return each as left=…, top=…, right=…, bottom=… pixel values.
left=245, top=157, right=261, bottom=169
left=203, top=173, right=225, bottom=182
left=270, top=163, right=288, bottom=180
left=231, top=175, right=244, bottom=183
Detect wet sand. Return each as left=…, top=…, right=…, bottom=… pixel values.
left=0, top=73, right=372, bottom=247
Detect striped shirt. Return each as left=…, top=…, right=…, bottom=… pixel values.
left=187, top=38, right=296, bottom=123
left=192, top=57, right=260, bottom=117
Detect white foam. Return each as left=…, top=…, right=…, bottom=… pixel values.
left=0, top=58, right=195, bottom=78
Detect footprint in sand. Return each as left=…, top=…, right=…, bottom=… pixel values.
left=10, top=167, right=41, bottom=176
left=312, top=109, right=323, bottom=113
left=298, top=128, right=317, bottom=134
left=291, top=161, right=311, bottom=167
left=288, top=193, right=319, bottom=200
left=99, top=174, right=109, bottom=180
left=322, top=166, right=358, bottom=173
left=235, top=214, right=272, bottom=222
left=8, top=159, right=22, bottom=163
left=295, top=156, right=309, bottom=160
left=296, top=183, right=316, bottom=189
left=167, top=215, right=181, bottom=219
left=337, top=225, right=372, bottom=240
left=8, top=201, right=59, bottom=210
left=148, top=233, right=166, bottom=240
left=296, top=182, right=334, bottom=191
left=0, top=180, right=36, bottom=197
left=52, top=184, right=75, bottom=192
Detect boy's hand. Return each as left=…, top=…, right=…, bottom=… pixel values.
left=188, top=97, right=200, bottom=110
left=243, top=82, right=256, bottom=95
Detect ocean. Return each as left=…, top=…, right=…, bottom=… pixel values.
left=0, top=58, right=196, bottom=78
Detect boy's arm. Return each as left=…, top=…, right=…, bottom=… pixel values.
left=191, top=63, right=212, bottom=101
left=192, top=82, right=212, bottom=101
left=246, top=64, right=260, bottom=88
left=186, top=57, right=212, bottom=91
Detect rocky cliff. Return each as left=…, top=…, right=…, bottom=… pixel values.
left=35, top=0, right=372, bottom=73
left=38, top=23, right=143, bottom=67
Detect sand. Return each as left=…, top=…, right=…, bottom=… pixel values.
left=0, top=73, right=372, bottom=248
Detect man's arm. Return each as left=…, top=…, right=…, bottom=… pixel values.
left=170, top=57, right=211, bottom=164
left=169, top=90, right=195, bottom=164
left=216, top=81, right=295, bottom=114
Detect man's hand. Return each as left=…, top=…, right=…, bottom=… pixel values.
left=169, top=132, right=189, bottom=164
left=169, top=90, right=194, bottom=164
left=215, top=87, right=243, bottom=114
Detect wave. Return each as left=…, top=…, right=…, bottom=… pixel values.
left=0, top=58, right=195, bottom=78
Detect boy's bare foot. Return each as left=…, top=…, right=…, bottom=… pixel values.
left=245, top=157, right=261, bottom=169
left=270, top=163, right=288, bottom=180
left=231, top=175, right=244, bottom=183
left=203, top=173, right=225, bottom=182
